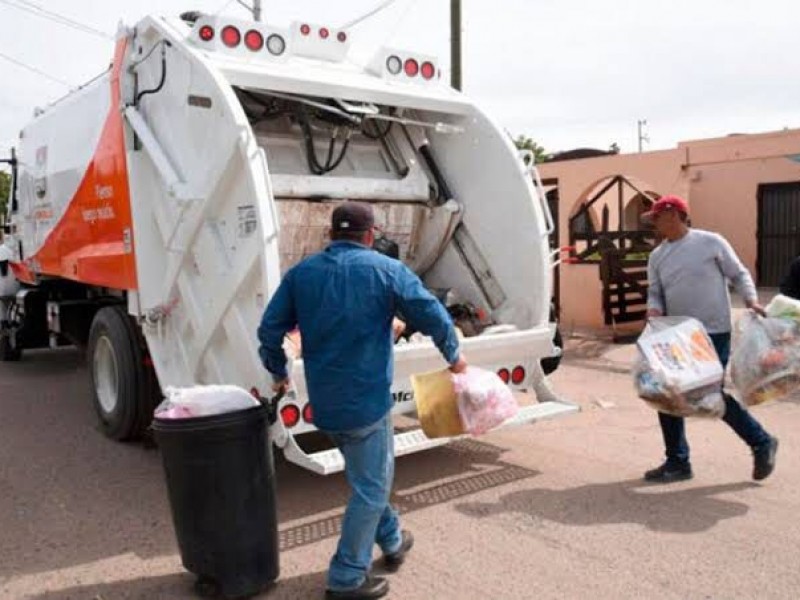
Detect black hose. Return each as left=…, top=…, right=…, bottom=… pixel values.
left=135, top=41, right=171, bottom=105
left=296, top=106, right=351, bottom=175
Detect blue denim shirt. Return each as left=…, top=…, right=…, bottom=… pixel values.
left=258, top=241, right=460, bottom=432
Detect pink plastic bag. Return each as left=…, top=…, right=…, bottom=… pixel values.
left=453, top=367, right=519, bottom=435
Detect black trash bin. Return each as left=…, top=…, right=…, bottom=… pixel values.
left=152, top=405, right=279, bottom=599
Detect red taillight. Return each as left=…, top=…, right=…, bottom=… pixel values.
left=319, top=27, right=330, bottom=39
left=497, top=368, right=510, bottom=384
left=198, top=25, right=215, bottom=42
left=404, top=58, right=419, bottom=77
left=511, top=366, right=526, bottom=385
left=244, top=29, right=263, bottom=51
left=280, top=404, right=301, bottom=428
left=421, top=61, right=436, bottom=80
left=300, top=23, right=311, bottom=35
left=303, top=404, right=313, bottom=424
left=221, top=25, right=241, bottom=48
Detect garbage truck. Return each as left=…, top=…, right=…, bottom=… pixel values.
left=0, top=11, right=576, bottom=474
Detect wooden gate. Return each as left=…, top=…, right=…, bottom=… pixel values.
left=598, top=239, right=649, bottom=331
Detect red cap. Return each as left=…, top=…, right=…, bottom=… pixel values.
left=642, top=195, right=689, bottom=219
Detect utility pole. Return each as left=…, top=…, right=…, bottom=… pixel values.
left=637, top=119, right=649, bottom=153
left=237, top=0, right=262, bottom=21
left=451, top=0, right=462, bottom=91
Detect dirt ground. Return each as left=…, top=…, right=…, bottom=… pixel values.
left=1, top=342, right=798, bottom=599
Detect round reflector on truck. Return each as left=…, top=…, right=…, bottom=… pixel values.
left=511, top=366, right=526, bottom=385
left=386, top=55, right=402, bottom=75
left=280, top=404, right=300, bottom=428
left=404, top=58, right=419, bottom=77
left=198, top=25, right=215, bottom=42
left=497, top=368, right=510, bottom=384
left=221, top=25, right=241, bottom=48
left=244, top=30, right=264, bottom=51
left=421, top=61, right=436, bottom=80
left=266, top=34, right=286, bottom=56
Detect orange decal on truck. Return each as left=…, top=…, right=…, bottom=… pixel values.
left=26, top=39, right=138, bottom=290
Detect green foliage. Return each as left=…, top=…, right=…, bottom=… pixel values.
left=513, top=135, right=548, bottom=164
left=0, top=171, right=10, bottom=223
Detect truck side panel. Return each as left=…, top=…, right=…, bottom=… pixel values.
left=16, top=40, right=137, bottom=291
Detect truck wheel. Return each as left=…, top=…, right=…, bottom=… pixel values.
left=0, top=334, right=22, bottom=361
left=540, top=326, right=563, bottom=376
left=88, top=306, right=151, bottom=441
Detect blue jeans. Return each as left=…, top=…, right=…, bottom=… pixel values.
left=659, top=332, right=772, bottom=466
left=326, top=414, right=402, bottom=592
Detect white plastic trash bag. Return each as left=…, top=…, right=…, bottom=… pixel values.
left=633, top=317, right=726, bottom=418
left=765, top=294, right=800, bottom=324
left=731, top=312, right=800, bottom=406
left=453, top=367, right=519, bottom=435
left=155, top=385, right=260, bottom=419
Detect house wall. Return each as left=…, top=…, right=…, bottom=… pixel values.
left=537, top=129, right=800, bottom=333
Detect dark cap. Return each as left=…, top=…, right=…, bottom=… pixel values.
left=331, top=202, right=375, bottom=233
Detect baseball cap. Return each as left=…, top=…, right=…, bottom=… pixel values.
left=331, top=202, right=375, bottom=233
left=642, top=195, right=689, bottom=220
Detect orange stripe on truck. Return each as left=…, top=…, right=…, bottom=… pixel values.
left=25, top=38, right=138, bottom=291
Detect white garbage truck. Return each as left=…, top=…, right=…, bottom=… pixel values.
left=0, top=11, right=575, bottom=474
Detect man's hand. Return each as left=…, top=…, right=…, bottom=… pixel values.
left=392, top=317, right=406, bottom=341
left=449, top=355, right=468, bottom=374
left=646, top=308, right=664, bottom=319
left=272, top=378, right=291, bottom=396
left=746, top=299, right=767, bottom=317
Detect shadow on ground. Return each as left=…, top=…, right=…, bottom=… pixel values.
left=32, top=570, right=328, bottom=600
left=455, top=478, right=757, bottom=533
left=0, top=349, right=537, bottom=587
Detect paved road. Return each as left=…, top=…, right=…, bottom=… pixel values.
left=1, top=346, right=799, bottom=599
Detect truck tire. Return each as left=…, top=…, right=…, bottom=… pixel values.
left=0, top=333, right=22, bottom=361
left=540, top=326, right=563, bottom=376
left=88, top=306, right=152, bottom=441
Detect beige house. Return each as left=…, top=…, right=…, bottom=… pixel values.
left=537, top=128, right=800, bottom=334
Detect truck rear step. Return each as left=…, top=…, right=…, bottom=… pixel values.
left=281, top=399, right=579, bottom=475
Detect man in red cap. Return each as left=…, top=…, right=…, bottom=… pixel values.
left=643, top=195, right=778, bottom=483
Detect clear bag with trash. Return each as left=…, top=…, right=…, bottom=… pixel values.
left=453, top=367, right=519, bottom=435
left=633, top=317, right=726, bottom=418
left=411, top=366, right=518, bottom=438
left=154, top=385, right=260, bottom=419
left=731, top=312, right=800, bottom=406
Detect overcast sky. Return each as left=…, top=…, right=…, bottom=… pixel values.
left=0, top=0, right=798, bottom=165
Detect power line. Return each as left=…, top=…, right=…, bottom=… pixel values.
left=0, top=0, right=113, bottom=40
left=0, top=50, right=73, bottom=87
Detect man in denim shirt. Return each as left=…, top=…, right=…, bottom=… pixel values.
left=258, top=202, right=466, bottom=599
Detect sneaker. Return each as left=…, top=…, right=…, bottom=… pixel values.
left=382, top=530, right=414, bottom=572
left=644, top=462, right=693, bottom=483
left=753, top=436, right=779, bottom=481
left=326, top=576, right=389, bottom=600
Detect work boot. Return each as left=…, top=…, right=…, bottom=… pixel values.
left=382, top=530, right=414, bottom=572
left=325, top=576, right=389, bottom=600
left=753, top=436, right=779, bottom=481
left=644, top=462, right=693, bottom=483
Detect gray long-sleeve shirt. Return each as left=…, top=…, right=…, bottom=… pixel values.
left=647, top=229, right=757, bottom=334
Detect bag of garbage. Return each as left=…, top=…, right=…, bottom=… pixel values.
left=633, top=317, right=726, bottom=418
left=154, top=385, right=260, bottom=419
left=412, top=369, right=465, bottom=439
left=765, top=294, right=800, bottom=324
left=731, top=312, right=800, bottom=406
left=453, top=367, right=519, bottom=435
